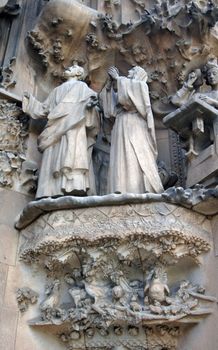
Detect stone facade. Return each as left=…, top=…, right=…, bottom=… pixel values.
left=0, top=1, right=218, bottom=350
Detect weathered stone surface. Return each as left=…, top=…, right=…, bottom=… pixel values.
left=0, top=262, right=8, bottom=305
left=212, top=215, right=218, bottom=257
left=15, top=312, right=66, bottom=350
left=0, top=306, right=18, bottom=350
left=0, top=224, right=19, bottom=265
left=0, top=189, right=30, bottom=265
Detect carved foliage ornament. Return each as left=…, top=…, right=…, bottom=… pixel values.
left=0, top=99, right=29, bottom=190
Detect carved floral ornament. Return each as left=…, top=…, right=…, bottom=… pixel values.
left=0, top=99, right=32, bottom=192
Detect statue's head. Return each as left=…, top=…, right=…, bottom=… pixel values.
left=112, top=285, right=124, bottom=299
left=206, top=66, right=218, bottom=87
left=127, top=66, right=148, bottom=82
left=204, top=58, right=218, bottom=87
left=63, top=64, right=85, bottom=81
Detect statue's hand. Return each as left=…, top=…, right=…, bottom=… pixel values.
left=87, top=96, right=99, bottom=109
left=198, top=94, right=216, bottom=106
left=185, top=71, right=198, bottom=88
left=108, top=66, right=119, bottom=80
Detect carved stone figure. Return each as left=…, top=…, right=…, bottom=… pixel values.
left=171, top=68, right=203, bottom=107
left=165, top=58, right=218, bottom=187
left=199, top=61, right=218, bottom=107
left=40, top=280, right=61, bottom=312
left=101, top=66, right=163, bottom=194
left=23, top=64, right=100, bottom=198
left=144, top=269, right=170, bottom=304
left=171, top=59, right=218, bottom=108
left=16, top=287, right=38, bottom=312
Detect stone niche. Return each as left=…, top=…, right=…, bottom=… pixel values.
left=16, top=197, right=217, bottom=350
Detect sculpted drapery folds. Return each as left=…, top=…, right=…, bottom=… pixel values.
left=23, top=65, right=100, bottom=198
left=100, top=66, right=163, bottom=194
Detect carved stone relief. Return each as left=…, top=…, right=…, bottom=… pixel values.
left=16, top=287, right=39, bottom=312
left=17, top=203, right=216, bottom=349
left=0, top=57, right=17, bottom=90
left=0, top=99, right=31, bottom=192
left=23, top=0, right=218, bottom=190
left=8, top=2, right=218, bottom=350
left=26, top=0, right=218, bottom=93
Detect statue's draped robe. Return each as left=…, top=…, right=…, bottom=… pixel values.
left=101, top=76, right=163, bottom=194
left=23, top=80, right=100, bottom=198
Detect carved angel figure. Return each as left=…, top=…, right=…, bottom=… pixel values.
left=171, top=58, right=218, bottom=109
left=199, top=62, right=218, bottom=108
left=100, top=66, right=163, bottom=194
left=23, top=64, right=100, bottom=198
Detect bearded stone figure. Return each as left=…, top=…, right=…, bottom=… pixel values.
left=23, top=65, right=100, bottom=198
left=101, top=66, right=163, bottom=194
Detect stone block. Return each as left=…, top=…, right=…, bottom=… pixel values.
left=0, top=262, right=8, bottom=305
left=0, top=306, right=18, bottom=350
left=0, top=189, right=30, bottom=265
left=0, top=224, right=19, bottom=266
left=15, top=312, right=65, bottom=350
left=212, top=215, right=218, bottom=257
left=0, top=189, right=30, bottom=226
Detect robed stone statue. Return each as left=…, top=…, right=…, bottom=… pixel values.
left=100, top=66, right=163, bottom=194
left=23, top=65, right=100, bottom=198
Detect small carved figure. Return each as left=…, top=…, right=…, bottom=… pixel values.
left=144, top=269, right=170, bottom=304
left=128, top=326, right=139, bottom=336
left=23, top=64, right=100, bottom=198
left=40, top=279, right=60, bottom=312
left=114, top=325, right=123, bottom=335
left=16, top=287, right=38, bottom=312
left=198, top=60, right=218, bottom=108
left=129, top=294, right=142, bottom=312
left=101, top=66, right=163, bottom=194
left=112, top=285, right=127, bottom=307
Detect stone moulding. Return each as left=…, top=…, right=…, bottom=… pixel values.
left=15, top=187, right=218, bottom=230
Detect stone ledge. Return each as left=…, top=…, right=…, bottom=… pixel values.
left=15, top=187, right=218, bottom=229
